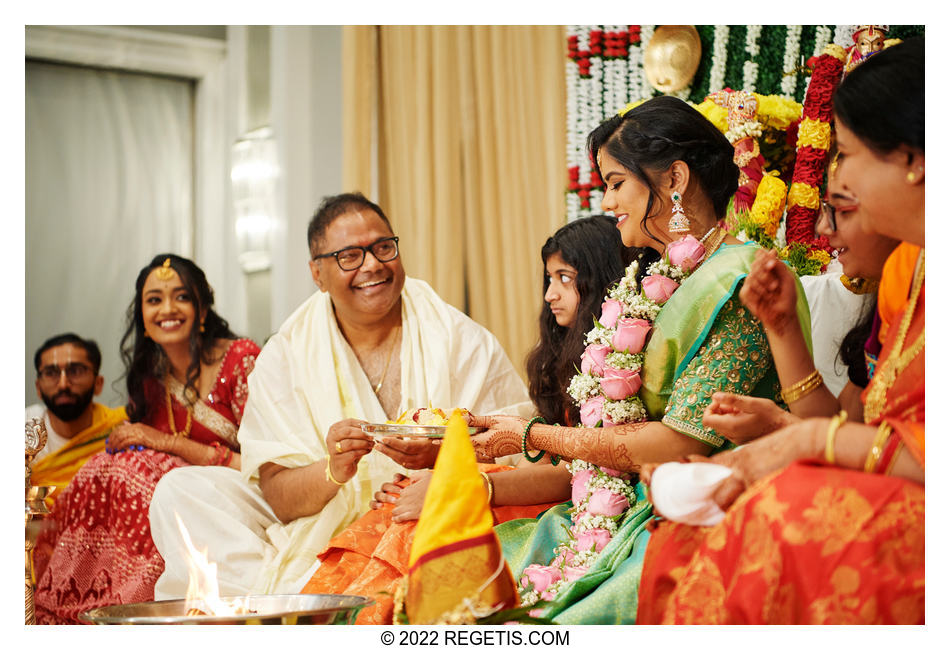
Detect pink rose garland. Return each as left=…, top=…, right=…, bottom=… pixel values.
left=521, top=234, right=708, bottom=609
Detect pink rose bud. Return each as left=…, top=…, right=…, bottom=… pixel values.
left=563, top=565, right=589, bottom=583
left=587, top=487, right=629, bottom=517
left=599, top=366, right=642, bottom=401
left=599, top=299, right=623, bottom=328
left=666, top=235, right=706, bottom=271
left=575, top=527, right=613, bottom=553
left=611, top=318, right=651, bottom=354
left=571, top=469, right=595, bottom=505
left=579, top=395, right=605, bottom=427
left=580, top=343, right=611, bottom=377
left=523, top=565, right=562, bottom=593
left=556, top=547, right=576, bottom=566
left=641, top=274, right=680, bottom=304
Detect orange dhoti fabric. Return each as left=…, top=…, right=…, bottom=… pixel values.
left=302, top=465, right=557, bottom=624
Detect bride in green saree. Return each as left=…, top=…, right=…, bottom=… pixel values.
left=471, top=95, right=811, bottom=624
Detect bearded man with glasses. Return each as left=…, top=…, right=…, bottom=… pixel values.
left=27, top=333, right=127, bottom=580
left=150, top=192, right=533, bottom=599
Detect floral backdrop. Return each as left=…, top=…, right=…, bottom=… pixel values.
left=566, top=24, right=925, bottom=222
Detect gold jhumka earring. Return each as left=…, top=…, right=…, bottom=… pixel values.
left=668, top=192, right=691, bottom=233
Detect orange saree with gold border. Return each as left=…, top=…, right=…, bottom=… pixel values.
left=637, top=245, right=924, bottom=624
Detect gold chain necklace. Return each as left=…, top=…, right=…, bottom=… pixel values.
left=374, top=326, right=401, bottom=394
left=863, top=250, right=925, bottom=423
left=165, top=383, right=193, bottom=437
left=701, top=227, right=727, bottom=264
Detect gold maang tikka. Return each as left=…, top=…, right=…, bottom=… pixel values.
left=155, top=257, right=175, bottom=281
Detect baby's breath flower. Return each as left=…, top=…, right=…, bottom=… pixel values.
left=567, top=373, right=600, bottom=404
left=605, top=351, right=643, bottom=372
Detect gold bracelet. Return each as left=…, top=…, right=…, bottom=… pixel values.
left=825, top=410, right=848, bottom=464
left=885, top=441, right=904, bottom=476
left=479, top=471, right=494, bottom=506
left=863, top=422, right=893, bottom=473
left=325, top=461, right=347, bottom=487
left=781, top=369, right=824, bottom=405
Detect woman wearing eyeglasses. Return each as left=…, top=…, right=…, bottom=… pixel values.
left=697, top=151, right=900, bottom=444
left=34, top=254, right=260, bottom=624
left=638, top=37, right=924, bottom=625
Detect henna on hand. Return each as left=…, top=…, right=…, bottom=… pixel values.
left=529, top=421, right=650, bottom=472
left=485, top=429, right=521, bottom=458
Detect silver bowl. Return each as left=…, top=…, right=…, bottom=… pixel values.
left=79, top=594, right=373, bottom=625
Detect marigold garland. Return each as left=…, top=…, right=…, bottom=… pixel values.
left=747, top=171, right=786, bottom=238
left=784, top=45, right=845, bottom=250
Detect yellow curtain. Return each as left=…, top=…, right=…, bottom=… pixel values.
left=343, top=25, right=566, bottom=382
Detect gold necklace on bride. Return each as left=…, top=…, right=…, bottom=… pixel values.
left=699, top=225, right=727, bottom=263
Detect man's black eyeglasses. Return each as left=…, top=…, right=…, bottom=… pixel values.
left=38, top=363, right=93, bottom=385
left=312, top=237, right=400, bottom=271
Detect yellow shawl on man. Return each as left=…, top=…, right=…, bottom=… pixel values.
left=31, top=403, right=127, bottom=506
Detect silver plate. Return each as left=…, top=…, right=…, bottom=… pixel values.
left=79, top=594, right=373, bottom=625
left=361, top=423, right=481, bottom=438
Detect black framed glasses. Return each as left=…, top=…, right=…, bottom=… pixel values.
left=312, top=236, right=400, bottom=271
left=819, top=199, right=858, bottom=233
left=38, top=363, right=92, bottom=385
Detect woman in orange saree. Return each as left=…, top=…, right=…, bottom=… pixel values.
left=636, top=38, right=924, bottom=625
left=302, top=216, right=634, bottom=623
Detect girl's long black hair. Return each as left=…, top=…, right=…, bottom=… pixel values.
left=525, top=215, right=638, bottom=425
left=119, top=254, right=237, bottom=421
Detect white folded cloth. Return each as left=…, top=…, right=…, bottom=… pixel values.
left=648, top=462, right=734, bottom=527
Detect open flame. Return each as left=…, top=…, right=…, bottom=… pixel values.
left=175, top=513, right=251, bottom=617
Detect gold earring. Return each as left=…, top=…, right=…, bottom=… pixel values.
left=907, top=171, right=917, bottom=182
left=668, top=192, right=690, bottom=233
left=200, top=321, right=205, bottom=333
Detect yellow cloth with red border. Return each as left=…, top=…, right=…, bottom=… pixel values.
left=404, top=413, right=519, bottom=624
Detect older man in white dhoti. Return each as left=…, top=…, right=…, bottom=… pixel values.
left=149, top=193, right=532, bottom=598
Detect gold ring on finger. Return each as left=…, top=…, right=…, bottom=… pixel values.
left=335, top=441, right=343, bottom=454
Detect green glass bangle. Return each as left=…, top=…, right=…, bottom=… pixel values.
left=522, top=416, right=546, bottom=463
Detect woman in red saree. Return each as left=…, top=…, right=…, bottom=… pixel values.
left=35, top=254, right=260, bottom=624
left=637, top=38, right=924, bottom=624
left=301, top=216, right=634, bottom=623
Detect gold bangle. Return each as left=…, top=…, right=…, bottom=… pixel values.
left=479, top=471, right=494, bottom=506
left=325, top=460, right=347, bottom=487
left=885, top=441, right=904, bottom=476
left=825, top=410, right=848, bottom=464
left=864, top=422, right=893, bottom=473
left=781, top=369, right=824, bottom=405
